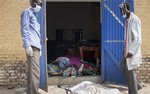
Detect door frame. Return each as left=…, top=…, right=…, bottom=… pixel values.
left=39, top=0, right=48, bottom=92
left=45, top=0, right=102, bottom=86
left=46, top=0, right=101, bottom=2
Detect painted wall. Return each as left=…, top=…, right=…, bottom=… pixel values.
left=134, top=0, right=150, bottom=56
left=134, top=0, right=150, bottom=82
left=0, top=0, right=149, bottom=59
left=0, top=0, right=29, bottom=61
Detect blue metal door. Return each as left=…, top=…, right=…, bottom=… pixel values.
left=101, top=0, right=134, bottom=84
left=37, top=0, right=48, bottom=91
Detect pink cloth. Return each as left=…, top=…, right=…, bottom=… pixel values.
left=65, top=55, right=82, bottom=68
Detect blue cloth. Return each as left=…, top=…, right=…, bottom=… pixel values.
left=20, top=7, right=41, bottom=49
left=54, top=57, right=70, bottom=69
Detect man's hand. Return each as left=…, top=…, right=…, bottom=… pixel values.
left=126, top=52, right=133, bottom=58
left=25, top=46, right=33, bottom=56
left=40, top=50, right=42, bottom=56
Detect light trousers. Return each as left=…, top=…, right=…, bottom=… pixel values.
left=26, top=46, right=40, bottom=94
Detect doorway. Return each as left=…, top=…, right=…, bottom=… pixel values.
left=46, top=2, right=101, bottom=78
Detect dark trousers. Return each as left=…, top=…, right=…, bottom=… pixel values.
left=120, top=58, right=138, bottom=94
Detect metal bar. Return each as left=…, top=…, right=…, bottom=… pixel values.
left=104, top=46, right=122, bottom=73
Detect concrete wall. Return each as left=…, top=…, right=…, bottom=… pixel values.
left=134, top=0, right=150, bottom=82
left=135, top=0, right=150, bottom=55
left=0, top=0, right=29, bottom=61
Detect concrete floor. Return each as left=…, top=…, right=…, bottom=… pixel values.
left=0, top=83, right=150, bottom=94
left=103, top=83, right=150, bottom=94
left=47, top=76, right=102, bottom=85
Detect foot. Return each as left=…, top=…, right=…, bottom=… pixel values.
left=139, top=81, right=146, bottom=87
left=16, top=88, right=26, bottom=94
left=7, top=86, right=15, bottom=89
left=137, top=83, right=143, bottom=90
left=20, top=93, right=26, bottom=94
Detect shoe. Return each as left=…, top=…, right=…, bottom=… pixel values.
left=16, top=88, right=26, bottom=94
left=20, top=93, right=26, bottom=94
left=139, top=81, right=146, bottom=87
left=7, top=86, right=15, bottom=89
left=137, top=83, right=143, bottom=90
left=20, top=92, right=40, bottom=94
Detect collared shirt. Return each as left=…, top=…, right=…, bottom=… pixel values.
left=124, top=12, right=142, bottom=70
left=20, top=7, right=41, bottom=50
left=124, top=18, right=129, bottom=57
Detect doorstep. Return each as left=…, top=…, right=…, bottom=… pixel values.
left=47, top=75, right=102, bottom=85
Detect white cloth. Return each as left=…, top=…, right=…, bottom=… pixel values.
left=124, top=12, right=142, bottom=70
left=54, top=57, right=69, bottom=63
left=70, top=81, right=121, bottom=94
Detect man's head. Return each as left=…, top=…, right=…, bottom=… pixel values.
left=30, top=0, right=43, bottom=12
left=119, top=2, right=130, bottom=19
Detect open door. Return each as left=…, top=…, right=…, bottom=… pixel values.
left=37, top=0, right=48, bottom=92
left=101, top=0, right=134, bottom=84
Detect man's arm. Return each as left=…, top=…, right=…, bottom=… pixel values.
left=128, top=18, right=141, bottom=56
left=20, top=10, right=30, bottom=49
left=21, top=10, right=33, bottom=56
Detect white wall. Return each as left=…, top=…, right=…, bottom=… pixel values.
left=46, top=2, right=100, bottom=40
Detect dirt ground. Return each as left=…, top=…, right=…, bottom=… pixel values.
left=0, top=83, right=150, bottom=94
